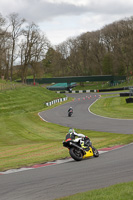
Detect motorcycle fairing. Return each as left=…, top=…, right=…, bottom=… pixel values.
left=83, top=147, right=94, bottom=158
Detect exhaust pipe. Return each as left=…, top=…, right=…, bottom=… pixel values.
left=69, top=142, right=86, bottom=155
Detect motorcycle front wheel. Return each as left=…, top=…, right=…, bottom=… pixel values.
left=92, top=147, right=99, bottom=157
left=69, top=147, right=83, bottom=161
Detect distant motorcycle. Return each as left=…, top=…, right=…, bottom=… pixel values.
left=68, top=110, right=73, bottom=117
left=63, top=137, right=99, bottom=161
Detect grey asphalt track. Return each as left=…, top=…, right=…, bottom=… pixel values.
left=0, top=143, right=133, bottom=200
left=39, top=93, right=133, bottom=134
left=0, top=92, right=133, bottom=200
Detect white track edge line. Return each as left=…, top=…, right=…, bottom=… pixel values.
left=88, top=98, right=133, bottom=120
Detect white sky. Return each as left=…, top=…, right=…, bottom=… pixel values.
left=0, top=0, right=133, bottom=46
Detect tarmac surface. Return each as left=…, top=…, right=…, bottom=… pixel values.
left=0, top=144, right=133, bottom=200
left=39, top=92, right=133, bottom=134
left=0, top=92, right=133, bottom=200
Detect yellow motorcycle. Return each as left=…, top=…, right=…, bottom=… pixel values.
left=63, top=137, right=99, bottom=161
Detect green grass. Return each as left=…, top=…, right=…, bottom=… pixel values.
left=0, top=85, right=69, bottom=170
left=0, top=79, right=23, bottom=91
left=1, top=111, right=132, bottom=171
left=56, top=181, right=133, bottom=200
left=0, top=79, right=132, bottom=199
left=0, top=83, right=133, bottom=171
left=0, top=85, right=66, bottom=115
left=74, top=78, right=133, bottom=90
left=74, top=81, right=110, bottom=90
left=90, top=95, right=133, bottom=119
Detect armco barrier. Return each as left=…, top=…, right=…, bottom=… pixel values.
left=46, top=97, right=68, bottom=106
left=98, top=87, right=129, bottom=92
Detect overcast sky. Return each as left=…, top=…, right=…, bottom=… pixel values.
left=0, top=0, right=133, bottom=45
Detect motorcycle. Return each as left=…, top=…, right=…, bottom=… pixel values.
left=63, top=137, right=99, bottom=161
left=68, top=110, right=73, bottom=117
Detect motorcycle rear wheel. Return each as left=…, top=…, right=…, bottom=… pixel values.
left=68, top=112, right=72, bottom=117
left=69, top=147, right=83, bottom=161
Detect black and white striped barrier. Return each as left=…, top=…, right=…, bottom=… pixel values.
left=56, top=86, right=131, bottom=94
left=46, top=97, right=68, bottom=106
left=57, top=89, right=97, bottom=94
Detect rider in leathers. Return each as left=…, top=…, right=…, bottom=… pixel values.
left=66, top=128, right=92, bottom=150
left=68, top=107, right=73, bottom=114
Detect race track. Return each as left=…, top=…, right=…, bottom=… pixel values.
left=0, top=92, right=133, bottom=200
left=39, top=93, right=133, bottom=134
left=0, top=144, right=133, bottom=200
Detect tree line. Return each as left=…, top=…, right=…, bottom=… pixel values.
left=0, top=13, right=133, bottom=82
left=0, top=12, right=50, bottom=83
left=48, top=16, right=133, bottom=79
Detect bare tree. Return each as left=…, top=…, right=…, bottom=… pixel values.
left=31, top=32, right=50, bottom=81
left=7, top=13, right=25, bottom=81
left=63, top=37, right=84, bottom=76
left=77, top=32, right=92, bottom=75
left=0, top=13, right=7, bottom=78
left=89, top=31, right=106, bottom=75
left=1, top=12, right=133, bottom=81
left=19, top=22, right=50, bottom=83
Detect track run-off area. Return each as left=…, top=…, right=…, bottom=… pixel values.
left=0, top=92, right=133, bottom=200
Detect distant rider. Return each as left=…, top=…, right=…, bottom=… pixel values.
left=65, top=128, right=92, bottom=150
left=68, top=107, right=73, bottom=113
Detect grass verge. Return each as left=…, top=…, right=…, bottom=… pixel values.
left=1, top=111, right=132, bottom=171
left=74, top=79, right=133, bottom=90
left=56, top=181, right=133, bottom=200
left=90, top=95, right=133, bottom=119
left=0, top=84, right=133, bottom=171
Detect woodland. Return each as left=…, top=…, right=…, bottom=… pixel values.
left=0, top=13, right=133, bottom=82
